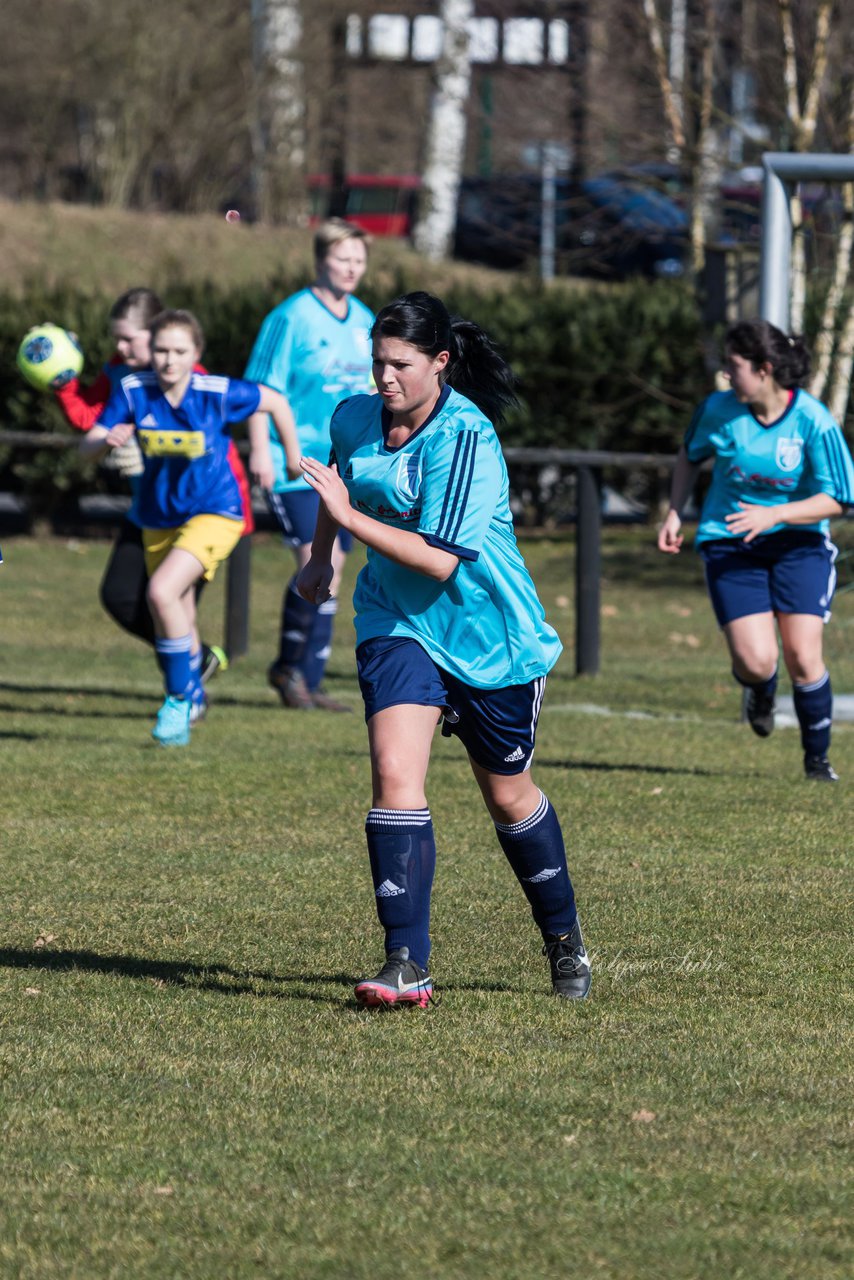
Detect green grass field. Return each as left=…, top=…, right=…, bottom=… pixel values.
left=1, top=529, right=851, bottom=1279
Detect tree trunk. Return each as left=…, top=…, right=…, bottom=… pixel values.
left=250, top=0, right=306, bottom=222
left=412, top=0, right=473, bottom=262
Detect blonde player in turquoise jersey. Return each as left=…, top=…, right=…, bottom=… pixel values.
left=659, top=319, right=854, bottom=781
left=297, top=291, right=590, bottom=1007
left=244, top=219, right=374, bottom=711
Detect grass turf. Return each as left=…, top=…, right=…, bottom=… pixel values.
left=0, top=529, right=851, bottom=1279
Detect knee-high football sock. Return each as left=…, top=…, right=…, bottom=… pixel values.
left=793, top=670, right=832, bottom=757
left=278, top=579, right=317, bottom=673
left=154, top=635, right=193, bottom=699
left=365, top=808, right=436, bottom=969
left=495, top=791, right=577, bottom=936
left=302, top=597, right=337, bottom=692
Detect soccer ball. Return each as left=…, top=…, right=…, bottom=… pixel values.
left=16, top=323, right=84, bottom=391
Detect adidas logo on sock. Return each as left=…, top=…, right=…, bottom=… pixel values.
left=523, top=867, right=561, bottom=883
left=504, top=746, right=525, bottom=762
left=376, top=879, right=406, bottom=898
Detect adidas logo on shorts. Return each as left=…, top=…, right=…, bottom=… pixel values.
left=504, top=746, right=525, bottom=762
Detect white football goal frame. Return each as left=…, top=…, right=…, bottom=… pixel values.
left=760, top=151, right=854, bottom=329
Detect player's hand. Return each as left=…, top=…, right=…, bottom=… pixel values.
left=285, top=454, right=302, bottom=481
left=296, top=557, right=334, bottom=605
left=249, top=446, right=274, bottom=489
left=104, top=422, right=136, bottom=448
left=725, top=502, right=776, bottom=543
left=657, top=510, right=684, bottom=554
left=300, top=457, right=353, bottom=528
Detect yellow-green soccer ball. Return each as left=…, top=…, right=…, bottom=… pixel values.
left=16, top=323, right=84, bottom=391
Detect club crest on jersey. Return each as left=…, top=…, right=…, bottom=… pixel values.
left=776, top=437, right=803, bottom=472
left=396, top=452, right=422, bottom=498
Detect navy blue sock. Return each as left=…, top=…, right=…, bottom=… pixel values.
left=302, top=598, right=336, bottom=692
left=495, top=792, right=577, bottom=937
left=793, top=671, right=832, bottom=757
left=278, top=580, right=317, bottom=672
left=732, top=666, right=778, bottom=700
left=365, top=808, right=436, bottom=969
left=154, top=635, right=193, bottom=699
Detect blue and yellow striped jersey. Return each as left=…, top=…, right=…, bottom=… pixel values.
left=99, top=371, right=261, bottom=529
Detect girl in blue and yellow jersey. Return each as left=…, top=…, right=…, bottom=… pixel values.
left=296, top=291, right=590, bottom=1007
left=244, top=218, right=375, bottom=711
left=61, top=287, right=249, bottom=684
left=86, top=308, right=300, bottom=747
left=659, top=318, right=854, bottom=781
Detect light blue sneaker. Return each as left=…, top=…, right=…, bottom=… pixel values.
left=152, top=695, right=191, bottom=747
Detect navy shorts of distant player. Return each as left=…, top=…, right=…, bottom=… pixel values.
left=660, top=318, right=854, bottom=782
left=297, top=291, right=592, bottom=1007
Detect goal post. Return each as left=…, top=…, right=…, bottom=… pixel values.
left=760, top=151, right=854, bottom=330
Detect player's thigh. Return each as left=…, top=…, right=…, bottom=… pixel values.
left=722, top=612, right=779, bottom=675
left=147, top=547, right=205, bottom=606
left=367, top=704, right=441, bottom=808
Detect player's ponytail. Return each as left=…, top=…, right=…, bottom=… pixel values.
left=372, top=291, right=518, bottom=425
left=725, top=318, right=811, bottom=389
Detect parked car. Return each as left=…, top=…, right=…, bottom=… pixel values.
left=307, top=173, right=421, bottom=237
left=452, top=171, right=690, bottom=279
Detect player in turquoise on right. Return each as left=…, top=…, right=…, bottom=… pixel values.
left=658, top=319, right=854, bottom=782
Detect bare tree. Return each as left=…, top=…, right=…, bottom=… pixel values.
left=640, top=0, right=722, bottom=274
left=251, top=0, right=307, bottom=222
left=412, top=0, right=474, bottom=262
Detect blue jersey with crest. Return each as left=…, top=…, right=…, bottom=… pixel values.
left=685, top=388, right=854, bottom=545
left=99, top=371, right=261, bottom=528
left=330, top=386, right=562, bottom=688
left=244, top=288, right=374, bottom=493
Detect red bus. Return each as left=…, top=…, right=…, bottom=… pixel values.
left=308, top=174, right=421, bottom=237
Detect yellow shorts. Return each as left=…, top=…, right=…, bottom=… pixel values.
left=143, top=515, right=243, bottom=582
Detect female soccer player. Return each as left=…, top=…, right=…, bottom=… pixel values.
left=60, top=287, right=250, bottom=689
left=84, top=308, right=300, bottom=747
left=244, top=218, right=375, bottom=711
left=658, top=318, right=854, bottom=781
left=296, top=291, right=590, bottom=1006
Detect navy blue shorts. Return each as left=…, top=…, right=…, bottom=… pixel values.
left=265, top=487, right=353, bottom=553
left=700, top=531, right=837, bottom=627
left=356, top=635, right=546, bottom=776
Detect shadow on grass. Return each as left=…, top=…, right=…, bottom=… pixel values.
left=536, top=756, right=723, bottom=777
left=0, top=683, right=284, bottom=718
left=0, top=947, right=519, bottom=1002
left=0, top=946, right=355, bottom=1003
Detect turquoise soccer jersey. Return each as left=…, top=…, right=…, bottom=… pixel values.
left=330, top=386, right=563, bottom=688
left=243, top=288, right=375, bottom=493
left=99, top=371, right=261, bottom=528
left=685, top=388, right=854, bottom=545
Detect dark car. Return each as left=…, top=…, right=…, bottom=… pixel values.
left=453, top=172, right=689, bottom=279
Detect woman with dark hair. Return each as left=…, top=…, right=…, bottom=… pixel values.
left=658, top=318, right=854, bottom=781
left=297, top=291, right=590, bottom=1007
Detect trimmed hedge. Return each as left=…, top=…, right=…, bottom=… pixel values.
left=0, top=274, right=709, bottom=516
